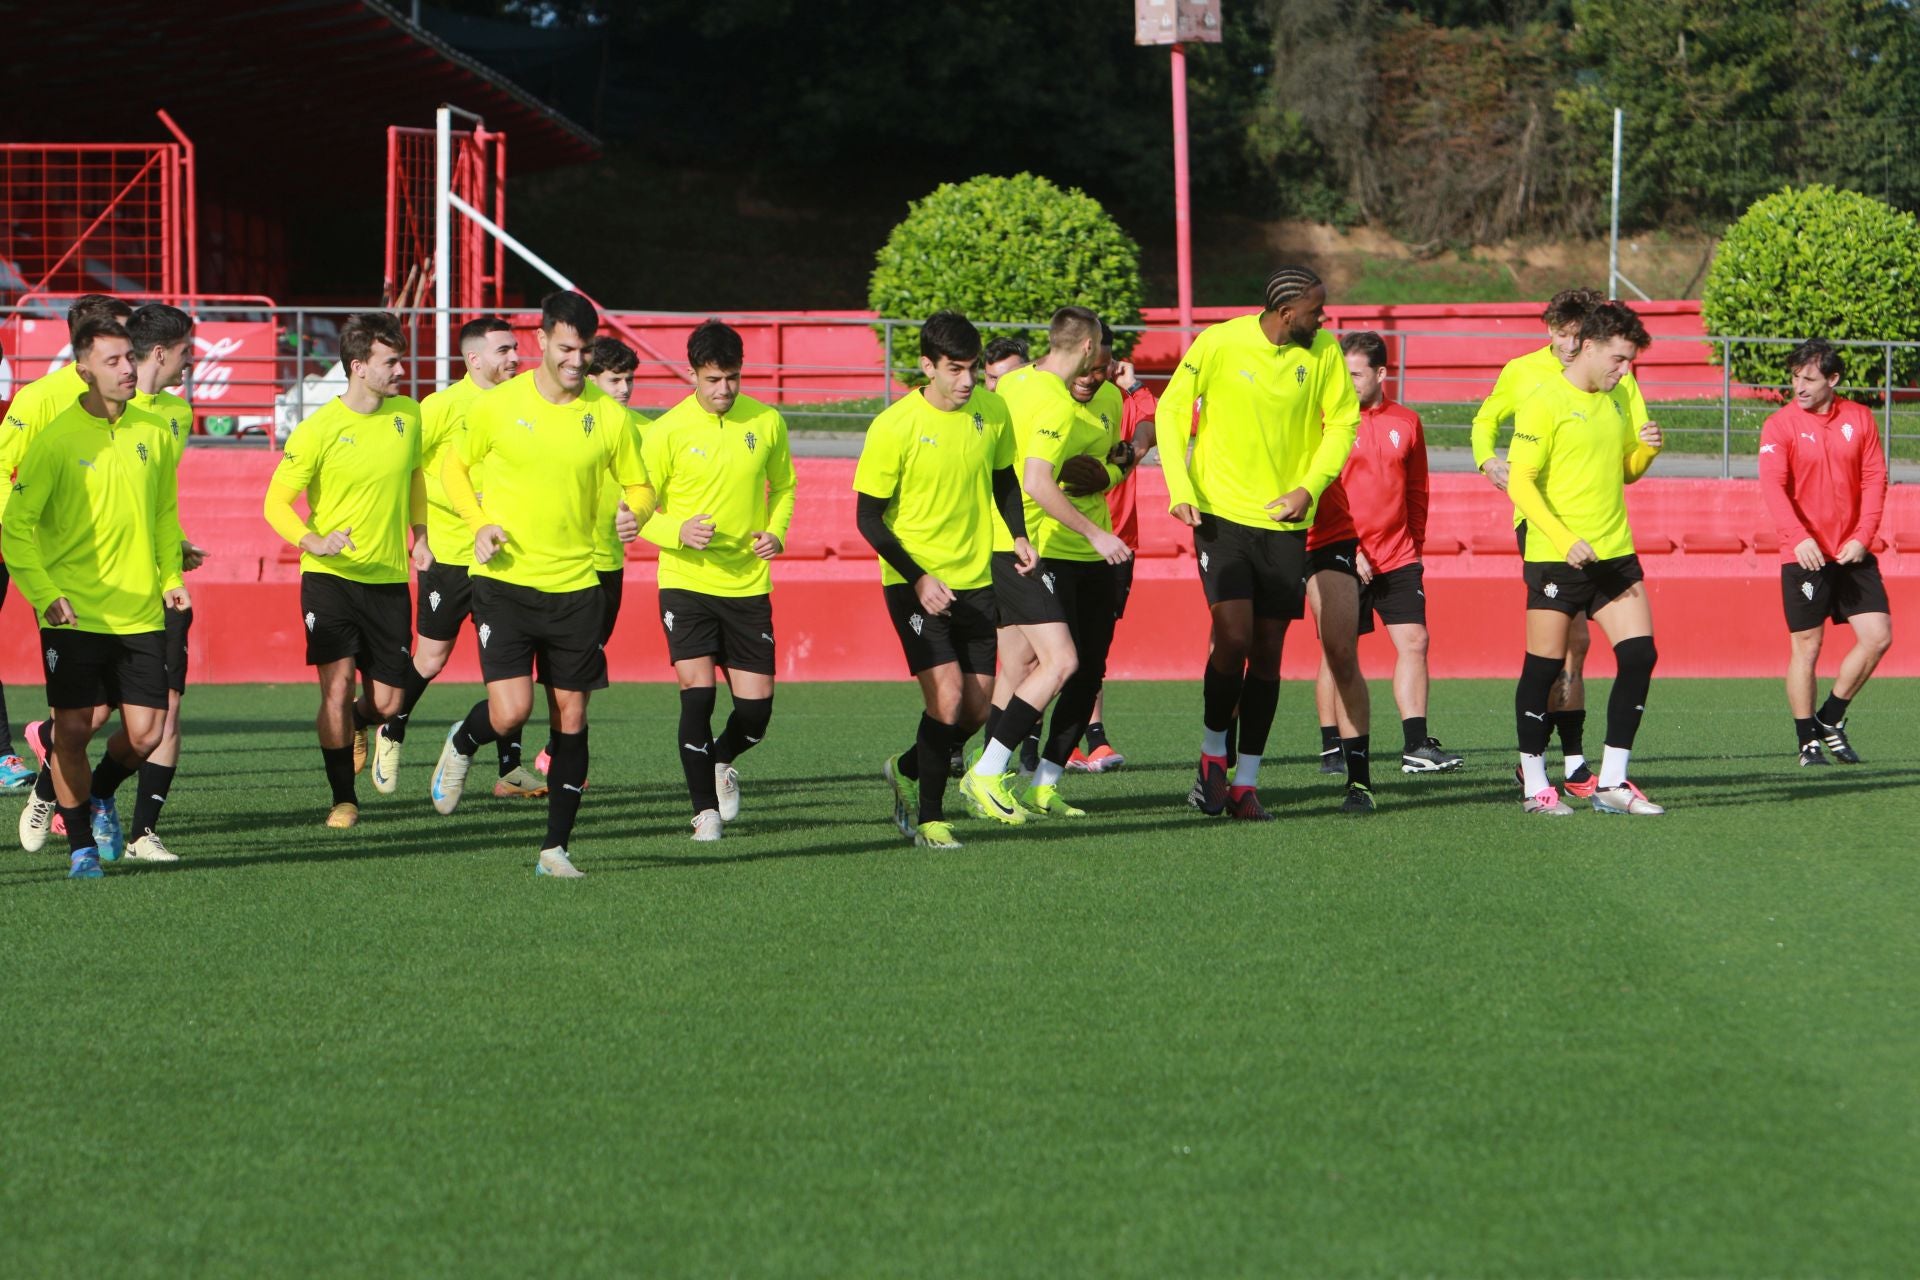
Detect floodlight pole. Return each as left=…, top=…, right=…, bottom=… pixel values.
left=1171, top=41, right=1194, bottom=334
left=435, top=105, right=452, bottom=386
left=1608, top=107, right=1622, bottom=301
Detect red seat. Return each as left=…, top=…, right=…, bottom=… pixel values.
left=781, top=536, right=832, bottom=560
left=1753, top=528, right=1781, bottom=553
left=1633, top=533, right=1676, bottom=555
left=1682, top=533, right=1746, bottom=554
left=1421, top=535, right=1463, bottom=556
left=1470, top=532, right=1520, bottom=554
left=1893, top=531, right=1920, bottom=553
left=831, top=536, right=875, bottom=560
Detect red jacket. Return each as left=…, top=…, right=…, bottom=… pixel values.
left=1306, top=399, right=1426, bottom=572
left=1105, top=382, right=1157, bottom=548
left=1759, top=397, right=1887, bottom=564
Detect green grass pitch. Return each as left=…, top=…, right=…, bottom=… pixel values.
left=3, top=678, right=1916, bottom=1276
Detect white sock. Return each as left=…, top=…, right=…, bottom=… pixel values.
left=974, top=740, right=1013, bottom=777
left=1599, top=745, right=1631, bottom=789
left=1520, top=753, right=1550, bottom=794
left=1232, top=754, right=1262, bottom=788
left=1564, top=753, right=1586, bottom=778
left=1201, top=727, right=1229, bottom=757
left=1031, top=759, right=1064, bottom=789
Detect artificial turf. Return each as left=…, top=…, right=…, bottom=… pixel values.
left=3, top=678, right=1916, bottom=1277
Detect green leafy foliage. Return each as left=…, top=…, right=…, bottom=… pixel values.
left=868, top=174, right=1143, bottom=379
left=1702, top=184, right=1920, bottom=386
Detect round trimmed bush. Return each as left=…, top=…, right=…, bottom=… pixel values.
left=1702, top=184, right=1920, bottom=387
left=868, top=173, right=1143, bottom=380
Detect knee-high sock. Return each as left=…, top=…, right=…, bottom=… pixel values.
left=715, top=695, right=773, bottom=765
left=451, top=700, right=499, bottom=757
left=384, top=664, right=432, bottom=744
left=1203, top=660, right=1243, bottom=734
left=679, top=686, right=719, bottom=813
left=915, top=714, right=954, bottom=824
left=1516, top=653, right=1562, bottom=756
left=1236, top=675, right=1281, bottom=757
left=321, top=746, right=357, bottom=806
left=1607, top=636, right=1657, bottom=750
left=131, top=762, right=177, bottom=838
left=543, top=729, right=588, bottom=848
left=973, top=696, right=1042, bottom=776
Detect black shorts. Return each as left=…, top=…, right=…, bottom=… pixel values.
left=1112, top=556, right=1136, bottom=622
left=415, top=561, right=474, bottom=642
left=884, top=582, right=998, bottom=675
left=1050, top=559, right=1120, bottom=672
left=598, top=569, right=625, bottom=647
left=992, top=549, right=1067, bottom=627
left=41, top=628, right=169, bottom=712
left=1782, top=557, right=1891, bottom=631
left=301, top=573, right=414, bottom=687
left=471, top=577, right=608, bottom=691
left=1357, top=562, right=1426, bottom=636
left=1524, top=555, right=1645, bottom=617
left=658, top=588, right=775, bottom=675
left=1306, top=537, right=1362, bottom=579
left=1194, top=515, right=1308, bottom=621
left=164, top=605, right=192, bottom=694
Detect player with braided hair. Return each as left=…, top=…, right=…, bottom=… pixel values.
left=1157, top=266, right=1360, bottom=819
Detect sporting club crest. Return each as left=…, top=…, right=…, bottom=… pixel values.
left=478, top=623, right=492, bottom=648
left=663, top=611, right=676, bottom=632
left=1388, top=428, right=1401, bottom=449
left=582, top=412, right=595, bottom=436
left=393, top=415, right=407, bottom=434
left=1543, top=582, right=1559, bottom=599
left=304, top=611, right=316, bottom=631
left=44, top=646, right=57, bottom=672
left=1841, top=422, right=1854, bottom=442
left=744, top=431, right=758, bottom=452
left=909, top=613, right=925, bottom=636
left=428, top=590, right=443, bottom=612
left=1802, top=581, right=1816, bottom=601
left=1294, top=365, right=1307, bottom=384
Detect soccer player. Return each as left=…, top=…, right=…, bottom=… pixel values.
left=429, top=291, right=654, bottom=876
left=1507, top=301, right=1665, bottom=816
left=639, top=320, right=794, bottom=842
left=0, top=294, right=133, bottom=792
left=960, top=307, right=1131, bottom=823
left=1318, top=331, right=1460, bottom=777
left=585, top=335, right=649, bottom=652
left=264, top=312, right=430, bottom=828
left=857, top=311, right=1020, bottom=849
left=1157, top=266, right=1360, bottom=819
left=981, top=336, right=1030, bottom=392
left=1067, top=355, right=1158, bottom=774
left=370, top=316, right=531, bottom=796
left=1, top=317, right=186, bottom=878
left=1303, top=472, right=1377, bottom=815
left=121, top=303, right=212, bottom=861
left=1758, top=339, right=1892, bottom=765
left=1471, top=288, right=1645, bottom=797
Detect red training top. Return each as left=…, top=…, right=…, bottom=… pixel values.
left=1105, top=382, right=1158, bottom=548
left=1758, top=396, right=1887, bottom=564
left=1306, top=475, right=1358, bottom=549
left=1341, top=398, right=1428, bottom=574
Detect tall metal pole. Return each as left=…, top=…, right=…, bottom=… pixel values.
left=1609, top=107, right=1623, bottom=301
left=1171, top=42, right=1194, bottom=334
left=434, top=105, right=452, bottom=387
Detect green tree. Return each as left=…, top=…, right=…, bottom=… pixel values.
left=868, top=174, right=1143, bottom=379
left=1701, top=184, right=1920, bottom=386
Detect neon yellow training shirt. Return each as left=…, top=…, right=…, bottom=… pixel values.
left=129, top=388, right=192, bottom=469
left=2, top=397, right=184, bottom=634
left=997, top=367, right=1122, bottom=562
left=269, top=395, right=424, bottom=585
left=0, top=363, right=87, bottom=523
left=852, top=385, right=1015, bottom=590
left=1155, top=315, right=1359, bottom=532
left=1506, top=371, right=1660, bottom=562
left=419, top=375, right=491, bottom=567
left=458, top=372, right=649, bottom=594
left=1472, top=343, right=1648, bottom=526
left=639, top=392, right=797, bottom=598
left=593, top=406, right=650, bottom=573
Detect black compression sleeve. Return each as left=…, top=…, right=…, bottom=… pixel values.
left=992, top=467, right=1028, bottom=541
left=855, top=491, right=927, bottom=585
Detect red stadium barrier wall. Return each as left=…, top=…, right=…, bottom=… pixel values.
left=1, top=453, right=1913, bottom=686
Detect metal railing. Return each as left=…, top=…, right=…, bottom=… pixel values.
left=4, top=304, right=1917, bottom=475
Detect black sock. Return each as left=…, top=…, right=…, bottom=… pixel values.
left=451, top=700, right=498, bottom=757
left=35, top=719, right=56, bottom=756
left=679, top=687, right=719, bottom=813
left=1223, top=716, right=1238, bottom=763
left=90, top=752, right=136, bottom=800
left=1551, top=708, right=1587, bottom=758
left=1817, top=692, right=1851, bottom=726
left=543, top=729, right=589, bottom=849
left=131, top=762, right=177, bottom=839
left=983, top=703, right=1003, bottom=745
left=1343, top=734, right=1372, bottom=789
left=992, top=696, right=1043, bottom=751
left=1319, top=723, right=1341, bottom=757
left=1794, top=716, right=1819, bottom=746
left=33, top=764, right=55, bottom=802
left=1203, top=660, right=1244, bottom=733
left=321, top=746, right=357, bottom=805
left=715, top=696, right=773, bottom=765
left=915, top=715, right=953, bottom=824
left=1402, top=716, right=1428, bottom=754
left=1237, top=675, right=1280, bottom=756
left=385, top=664, right=432, bottom=744
left=1084, top=721, right=1110, bottom=751
left=897, top=735, right=920, bottom=781
left=498, top=731, right=523, bottom=777
left=60, top=804, right=92, bottom=856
